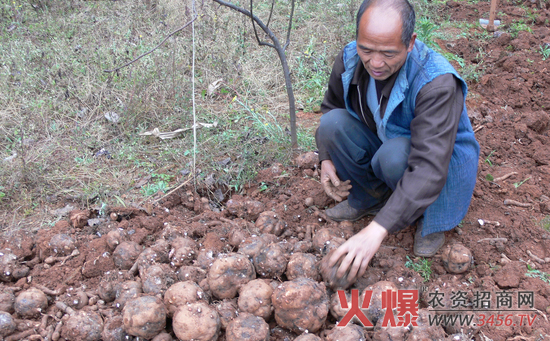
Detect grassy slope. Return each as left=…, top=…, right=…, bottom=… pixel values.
left=0, top=0, right=505, bottom=228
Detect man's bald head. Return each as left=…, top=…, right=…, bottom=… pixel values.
left=356, top=0, right=416, bottom=47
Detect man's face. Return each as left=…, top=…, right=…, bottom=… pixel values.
left=356, top=6, right=416, bottom=81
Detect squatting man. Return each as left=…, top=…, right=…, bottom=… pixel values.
left=316, top=0, right=479, bottom=283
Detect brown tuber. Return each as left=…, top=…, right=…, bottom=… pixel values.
left=122, top=296, right=167, bottom=339
left=272, top=277, right=329, bottom=333
left=164, top=281, right=208, bottom=317
left=169, top=237, right=198, bottom=267
left=255, top=211, right=285, bottom=236
left=114, top=281, right=142, bottom=309
left=312, top=228, right=346, bottom=255
left=141, top=264, right=176, bottom=295
left=295, top=152, right=319, bottom=169
left=441, top=243, right=473, bottom=274
left=61, top=310, right=104, bottom=341
left=215, top=299, right=238, bottom=329
left=226, top=198, right=265, bottom=220
left=326, top=324, right=366, bottom=341
left=238, top=234, right=278, bottom=259
left=364, top=281, right=398, bottom=325
left=208, top=252, right=256, bottom=299
left=295, top=334, right=322, bottom=341
left=177, top=265, right=207, bottom=283
left=0, top=250, right=17, bottom=282
left=0, top=311, right=16, bottom=337
left=225, top=312, right=270, bottom=341
left=172, top=301, right=220, bottom=341
left=237, top=279, right=274, bottom=320
left=49, top=234, right=77, bottom=255
left=14, top=288, right=48, bottom=318
left=286, top=252, right=320, bottom=281
left=106, top=230, right=123, bottom=251
left=0, top=291, right=15, bottom=313
left=101, top=316, right=126, bottom=341
left=98, top=281, right=117, bottom=303
left=112, top=242, right=142, bottom=270
left=254, top=243, right=289, bottom=278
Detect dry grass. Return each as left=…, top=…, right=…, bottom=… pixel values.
left=0, top=0, right=442, bottom=230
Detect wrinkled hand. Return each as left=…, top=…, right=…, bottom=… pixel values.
left=328, top=221, right=388, bottom=282
left=321, top=160, right=352, bottom=202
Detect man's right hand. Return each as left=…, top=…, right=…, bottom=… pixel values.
left=321, top=160, right=352, bottom=202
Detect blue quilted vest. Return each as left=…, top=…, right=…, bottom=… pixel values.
left=341, top=40, right=480, bottom=235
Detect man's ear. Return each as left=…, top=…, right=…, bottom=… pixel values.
left=407, top=33, right=417, bottom=53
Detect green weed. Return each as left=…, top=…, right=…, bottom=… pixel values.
left=416, top=18, right=438, bottom=49
left=539, top=216, right=550, bottom=231
left=513, top=177, right=531, bottom=188
left=405, top=256, right=433, bottom=282
left=509, top=21, right=532, bottom=38
left=140, top=181, right=168, bottom=197
left=539, top=44, right=550, bottom=60
left=485, top=150, right=496, bottom=166
left=526, top=264, right=550, bottom=283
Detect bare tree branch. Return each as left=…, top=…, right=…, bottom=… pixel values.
left=249, top=0, right=274, bottom=48
left=266, top=0, right=275, bottom=29
left=213, top=0, right=297, bottom=148
left=284, top=0, right=295, bottom=51
left=104, top=16, right=198, bottom=73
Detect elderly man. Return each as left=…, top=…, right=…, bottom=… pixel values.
left=316, top=0, right=479, bottom=282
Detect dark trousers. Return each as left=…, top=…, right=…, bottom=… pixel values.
left=317, top=109, right=410, bottom=210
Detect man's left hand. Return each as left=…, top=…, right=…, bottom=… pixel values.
left=328, top=221, right=388, bottom=282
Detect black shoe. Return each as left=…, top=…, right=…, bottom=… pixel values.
left=325, top=200, right=383, bottom=222
left=413, top=218, right=445, bottom=257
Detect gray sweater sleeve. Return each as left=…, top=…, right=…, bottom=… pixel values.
left=373, top=73, right=464, bottom=234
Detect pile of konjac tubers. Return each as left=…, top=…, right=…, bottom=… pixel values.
left=0, top=156, right=473, bottom=340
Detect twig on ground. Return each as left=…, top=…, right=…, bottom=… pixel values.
left=478, top=219, right=501, bottom=227
left=305, top=225, right=312, bottom=241
left=527, top=250, right=546, bottom=264
left=39, top=314, right=51, bottom=331
left=503, top=199, right=532, bottom=207
left=129, top=259, right=140, bottom=277
left=14, top=319, right=40, bottom=331
left=104, top=17, right=198, bottom=73
left=501, top=253, right=512, bottom=262
left=55, top=301, right=75, bottom=316
left=474, top=125, right=484, bottom=133
left=51, top=321, right=62, bottom=341
left=204, top=221, right=223, bottom=227
left=6, top=329, right=37, bottom=341
left=33, top=284, right=65, bottom=296
left=44, top=325, right=54, bottom=340
left=534, top=307, right=548, bottom=322
left=494, top=172, right=518, bottom=182
left=44, top=249, right=80, bottom=265
left=477, top=237, right=508, bottom=243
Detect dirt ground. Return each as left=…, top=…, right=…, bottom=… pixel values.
left=2, top=1, right=550, bottom=340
